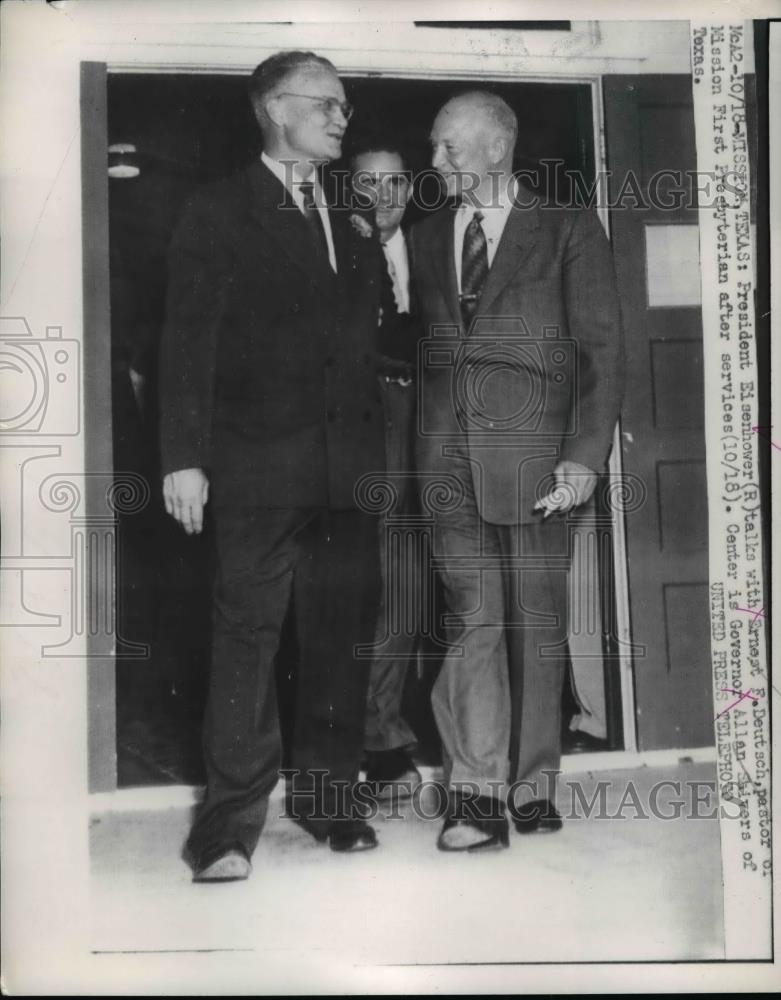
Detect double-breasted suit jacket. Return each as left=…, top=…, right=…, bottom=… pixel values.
left=409, top=190, right=625, bottom=802
left=411, top=194, right=624, bottom=525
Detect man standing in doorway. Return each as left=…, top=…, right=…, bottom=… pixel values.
left=350, top=138, right=422, bottom=800
left=412, top=91, right=624, bottom=851
left=159, top=51, right=388, bottom=881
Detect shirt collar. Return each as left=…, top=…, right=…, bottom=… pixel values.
left=458, top=176, right=517, bottom=220
left=381, top=227, right=405, bottom=252
left=261, top=151, right=320, bottom=196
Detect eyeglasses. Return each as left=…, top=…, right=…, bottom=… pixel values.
left=275, top=92, right=354, bottom=122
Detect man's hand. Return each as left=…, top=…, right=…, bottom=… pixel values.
left=534, top=460, right=597, bottom=518
left=128, top=366, right=146, bottom=416
left=163, top=468, right=209, bottom=535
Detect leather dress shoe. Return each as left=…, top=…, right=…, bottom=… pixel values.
left=286, top=796, right=378, bottom=852
left=192, top=842, right=252, bottom=882
left=562, top=728, right=609, bottom=754
left=364, top=748, right=422, bottom=801
left=510, top=799, right=563, bottom=834
left=328, top=818, right=378, bottom=853
left=437, top=794, right=509, bottom=852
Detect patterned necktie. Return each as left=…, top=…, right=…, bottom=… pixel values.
left=460, top=209, right=488, bottom=329
left=298, top=181, right=329, bottom=261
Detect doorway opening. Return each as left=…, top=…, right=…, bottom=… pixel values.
left=106, top=72, right=621, bottom=788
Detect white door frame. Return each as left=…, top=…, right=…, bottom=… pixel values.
left=101, top=63, right=638, bottom=796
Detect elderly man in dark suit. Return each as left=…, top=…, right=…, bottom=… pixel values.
left=412, top=91, right=624, bottom=851
left=159, top=51, right=388, bottom=881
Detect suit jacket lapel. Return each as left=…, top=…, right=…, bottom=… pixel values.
left=429, top=208, right=461, bottom=328
left=474, top=202, right=541, bottom=321
left=247, top=160, right=339, bottom=300
left=404, top=230, right=420, bottom=318
left=329, top=207, right=360, bottom=295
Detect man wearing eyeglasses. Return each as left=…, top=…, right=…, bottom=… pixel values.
left=159, top=51, right=388, bottom=881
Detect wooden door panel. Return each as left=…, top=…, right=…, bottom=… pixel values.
left=604, top=76, right=712, bottom=750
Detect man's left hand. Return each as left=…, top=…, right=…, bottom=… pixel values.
left=534, top=461, right=597, bottom=517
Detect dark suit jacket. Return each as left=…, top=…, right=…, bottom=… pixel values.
left=159, top=160, right=387, bottom=510
left=411, top=195, right=624, bottom=525
left=376, top=228, right=421, bottom=375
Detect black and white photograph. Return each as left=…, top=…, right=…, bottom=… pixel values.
left=0, top=1, right=777, bottom=993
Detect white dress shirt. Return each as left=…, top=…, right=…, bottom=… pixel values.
left=261, top=151, right=337, bottom=272
left=380, top=227, right=411, bottom=314
left=453, top=181, right=516, bottom=293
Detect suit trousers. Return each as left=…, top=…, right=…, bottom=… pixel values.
left=429, top=441, right=569, bottom=806
left=185, top=504, right=380, bottom=864
left=364, top=377, right=419, bottom=752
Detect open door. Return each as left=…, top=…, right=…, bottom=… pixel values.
left=604, top=76, right=712, bottom=750
left=87, top=69, right=625, bottom=789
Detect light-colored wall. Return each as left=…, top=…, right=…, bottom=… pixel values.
left=88, top=15, right=702, bottom=77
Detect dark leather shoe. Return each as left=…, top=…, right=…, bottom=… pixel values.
left=562, top=728, right=609, bottom=754
left=192, top=842, right=252, bottom=882
left=328, top=818, right=378, bottom=853
left=437, top=793, right=509, bottom=852
left=365, top=748, right=422, bottom=800
left=510, top=799, right=563, bottom=834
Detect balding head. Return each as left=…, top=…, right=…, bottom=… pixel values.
left=430, top=91, right=517, bottom=202
left=445, top=91, right=517, bottom=153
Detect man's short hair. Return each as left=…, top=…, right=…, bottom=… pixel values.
left=248, top=50, right=337, bottom=129
left=347, top=132, right=410, bottom=174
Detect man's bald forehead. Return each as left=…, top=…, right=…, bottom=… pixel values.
left=439, top=91, right=517, bottom=143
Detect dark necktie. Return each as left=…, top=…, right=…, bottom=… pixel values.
left=460, top=209, right=488, bottom=329
left=298, top=180, right=329, bottom=262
